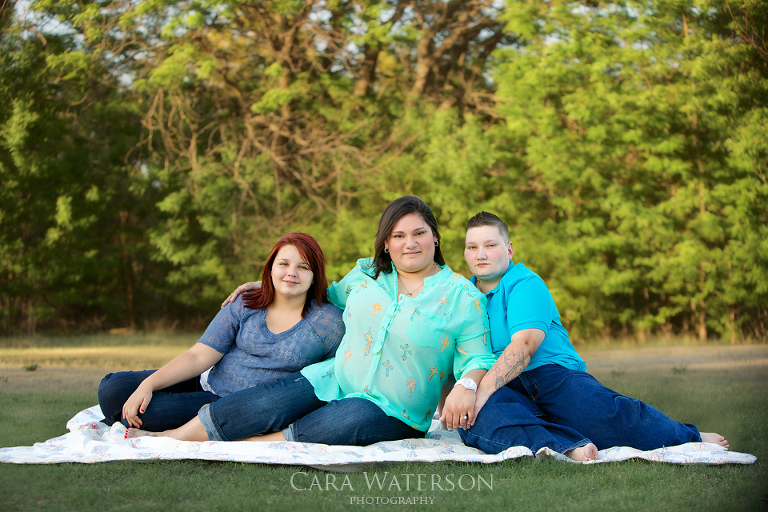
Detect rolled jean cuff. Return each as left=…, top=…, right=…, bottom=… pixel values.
left=282, top=424, right=296, bottom=442
left=560, top=439, right=593, bottom=455
left=199, top=404, right=225, bottom=441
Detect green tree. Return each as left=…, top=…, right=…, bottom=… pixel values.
left=45, top=0, right=511, bottom=294
left=0, top=9, right=164, bottom=334
left=491, top=0, right=768, bottom=341
left=4, top=0, right=512, bottom=330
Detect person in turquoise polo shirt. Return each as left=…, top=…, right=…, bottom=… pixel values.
left=459, top=211, right=729, bottom=461
left=126, top=196, right=496, bottom=445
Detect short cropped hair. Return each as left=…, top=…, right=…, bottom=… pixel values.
left=467, top=211, right=509, bottom=242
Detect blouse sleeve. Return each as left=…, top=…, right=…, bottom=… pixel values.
left=452, top=292, right=495, bottom=380
left=197, top=295, right=245, bottom=354
left=326, top=263, right=366, bottom=310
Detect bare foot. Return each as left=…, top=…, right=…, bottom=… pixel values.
left=566, top=442, right=599, bottom=462
left=701, top=433, right=729, bottom=449
left=126, top=417, right=210, bottom=441
left=124, top=428, right=163, bottom=439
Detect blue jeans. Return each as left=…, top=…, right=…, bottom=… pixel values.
left=199, top=372, right=424, bottom=445
left=460, top=364, right=702, bottom=454
left=98, top=370, right=218, bottom=431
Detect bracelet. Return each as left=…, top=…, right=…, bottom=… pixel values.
left=454, top=377, right=478, bottom=392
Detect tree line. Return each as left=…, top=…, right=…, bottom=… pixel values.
left=1, top=0, right=766, bottom=342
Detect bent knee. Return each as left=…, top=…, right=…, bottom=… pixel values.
left=97, top=373, right=121, bottom=400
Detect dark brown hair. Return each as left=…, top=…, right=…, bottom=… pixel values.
left=372, top=195, right=444, bottom=278
left=243, top=232, right=328, bottom=317
left=467, top=211, right=509, bottom=242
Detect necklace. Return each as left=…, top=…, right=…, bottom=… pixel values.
left=398, top=275, right=424, bottom=297
left=397, top=263, right=438, bottom=297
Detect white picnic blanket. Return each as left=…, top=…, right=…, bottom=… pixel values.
left=0, top=406, right=756, bottom=468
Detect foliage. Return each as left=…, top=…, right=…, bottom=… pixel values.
left=0, top=14, right=170, bottom=334
left=489, top=0, right=768, bottom=341
left=0, top=0, right=765, bottom=341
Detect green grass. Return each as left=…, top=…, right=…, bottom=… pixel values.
left=0, top=333, right=198, bottom=370
left=1, top=338, right=766, bottom=511
left=0, top=333, right=199, bottom=349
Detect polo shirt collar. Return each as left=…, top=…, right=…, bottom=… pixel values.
left=469, top=262, right=515, bottom=297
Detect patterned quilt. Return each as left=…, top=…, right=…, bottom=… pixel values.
left=0, top=406, right=756, bottom=468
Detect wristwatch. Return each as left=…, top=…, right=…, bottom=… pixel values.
left=454, top=378, right=478, bottom=392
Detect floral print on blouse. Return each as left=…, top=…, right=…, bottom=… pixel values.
left=301, top=258, right=494, bottom=431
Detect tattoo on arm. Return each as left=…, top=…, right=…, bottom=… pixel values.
left=488, top=347, right=528, bottom=391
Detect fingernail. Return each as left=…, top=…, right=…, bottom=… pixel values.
left=140, top=409, right=144, bottom=413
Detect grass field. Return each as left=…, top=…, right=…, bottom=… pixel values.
left=1, top=335, right=767, bottom=512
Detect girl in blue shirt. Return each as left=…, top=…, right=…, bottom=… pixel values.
left=97, top=232, right=344, bottom=432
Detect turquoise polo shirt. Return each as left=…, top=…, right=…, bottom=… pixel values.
left=471, top=262, right=586, bottom=372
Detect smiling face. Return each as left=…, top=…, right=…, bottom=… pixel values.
left=464, top=225, right=513, bottom=293
left=270, top=244, right=314, bottom=300
left=385, top=213, right=438, bottom=274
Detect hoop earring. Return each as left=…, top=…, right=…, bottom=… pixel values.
left=435, top=240, right=439, bottom=247
left=384, top=248, right=389, bottom=253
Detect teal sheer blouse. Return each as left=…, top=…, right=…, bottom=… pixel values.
left=301, top=258, right=495, bottom=431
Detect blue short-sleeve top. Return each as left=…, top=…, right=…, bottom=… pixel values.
left=475, top=262, right=586, bottom=372
left=197, top=296, right=345, bottom=397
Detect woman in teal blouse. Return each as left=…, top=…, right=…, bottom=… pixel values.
left=127, top=196, right=496, bottom=445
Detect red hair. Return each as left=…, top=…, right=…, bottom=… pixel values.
left=242, top=232, right=328, bottom=317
